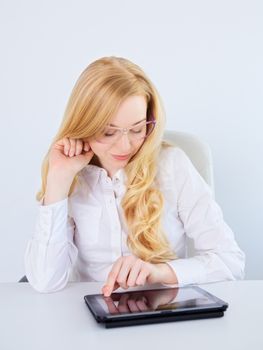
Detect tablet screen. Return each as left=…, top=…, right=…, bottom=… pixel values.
left=84, top=286, right=228, bottom=320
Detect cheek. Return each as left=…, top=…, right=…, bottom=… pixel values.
left=89, top=141, right=108, bottom=156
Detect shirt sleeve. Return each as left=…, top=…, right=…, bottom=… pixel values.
left=162, top=147, right=245, bottom=287
left=24, top=197, right=78, bottom=293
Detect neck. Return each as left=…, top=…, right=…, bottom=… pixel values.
left=90, top=155, right=118, bottom=179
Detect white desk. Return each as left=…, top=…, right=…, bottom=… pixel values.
left=0, top=280, right=262, bottom=350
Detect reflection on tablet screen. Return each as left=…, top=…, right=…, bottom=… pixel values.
left=96, top=287, right=215, bottom=315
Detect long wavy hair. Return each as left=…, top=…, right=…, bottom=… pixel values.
left=36, top=56, right=176, bottom=263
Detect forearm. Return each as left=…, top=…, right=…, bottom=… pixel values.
left=44, top=171, right=74, bottom=205
left=25, top=239, right=76, bottom=293
left=25, top=199, right=78, bottom=292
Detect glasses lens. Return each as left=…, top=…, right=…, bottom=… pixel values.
left=130, top=121, right=155, bottom=140
left=95, top=121, right=156, bottom=144
left=95, top=128, right=121, bottom=144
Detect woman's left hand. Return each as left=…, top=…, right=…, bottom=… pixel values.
left=101, top=255, right=177, bottom=297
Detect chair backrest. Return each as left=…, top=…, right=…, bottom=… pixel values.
left=163, top=130, right=215, bottom=258
left=163, top=130, right=215, bottom=197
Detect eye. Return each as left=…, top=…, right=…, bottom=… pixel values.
left=104, top=129, right=116, bottom=137
left=131, top=124, right=146, bottom=134
left=131, top=128, right=143, bottom=134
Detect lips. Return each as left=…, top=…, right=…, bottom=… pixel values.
left=112, top=154, right=131, bottom=160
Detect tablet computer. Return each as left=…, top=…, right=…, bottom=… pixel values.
left=84, top=285, right=228, bottom=328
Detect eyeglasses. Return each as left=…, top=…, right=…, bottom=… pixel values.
left=95, top=120, right=156, bottom=144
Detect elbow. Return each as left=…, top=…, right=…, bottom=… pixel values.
left=222, top=249, right=246, bottom=282
left=25, top=251, right=71, bottom=293
left=232, top=249, right=246, bottom=280
left=232, top=257, right=246, bottom=281
left=26, top=270, right=70, bottom=293
left=24, top=240, right=77, bottom=293
left=204, top=249, right=246, bottom=284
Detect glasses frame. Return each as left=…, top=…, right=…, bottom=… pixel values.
left=95, top=119, right=156, bottom=144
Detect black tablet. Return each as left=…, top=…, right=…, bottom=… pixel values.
left=84, top=285, right=228, bottom=328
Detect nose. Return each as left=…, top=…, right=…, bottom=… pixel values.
left=114, top=133, right=132, bottom=153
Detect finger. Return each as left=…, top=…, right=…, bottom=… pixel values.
left=53, top=138, right=67, bottom=147
left=112, top=281, right=120, bottom=292
left=104, top=258, right=123, bottom=296
left=83, top=142, right=91, bottom=152
left=103, top=297, right=120, bottom=314
left=54, top=138, right=70, bottom=155
left=62, top=137, right=71, bottom=156
left=68, top=138, right=76, bottom=157
left=75, top=139, right=83, bottom=156
left=116, top=258, right=135, bottom=289
left=127, top=299, right=141, bottom=313
left=136, top=268, right=150, bottom=286
left=136, top=296, right=150, bottom=311
left=118, top=294, right=131, bottom=313
left=53, top=141, right=64, bottom=151
left=102, top=281, right=119, bottom=295
left=127, top=259, right=143, bottom=287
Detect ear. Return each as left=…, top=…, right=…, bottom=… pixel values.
left=86, top=140, right=96, bottom=153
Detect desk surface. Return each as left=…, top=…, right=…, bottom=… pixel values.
left=1, top=280, right=262, bottom=350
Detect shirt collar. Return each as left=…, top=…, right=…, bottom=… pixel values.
left=81, top=164, right=126, bottom=187
left=113, top=167, right=126, bottom=183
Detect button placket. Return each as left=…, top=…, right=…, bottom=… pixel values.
left=40, top=209, right=52, bottom=239
left=101, top=175, right=123, bottom=256
left=106, top=195, right=122, bottom=256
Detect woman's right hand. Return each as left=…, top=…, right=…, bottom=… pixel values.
left=48, top=137, right=94, bottom=178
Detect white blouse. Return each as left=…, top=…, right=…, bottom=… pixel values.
left=24, top=146, right=245, bottom=293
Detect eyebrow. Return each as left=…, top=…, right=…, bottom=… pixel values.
left=108, top=118, right=146, bottom=127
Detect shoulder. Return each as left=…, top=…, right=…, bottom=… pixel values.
left=156, top=143, right=189, bottom=190
left=158, top=143, right=192, bottom=174
left=156, top=142, right=210, bottom=194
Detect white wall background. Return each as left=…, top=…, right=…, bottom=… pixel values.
left=0, top=0, right=262, bottom=282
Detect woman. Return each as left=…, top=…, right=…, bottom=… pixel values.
left=24, top=56, right=245, bottom=295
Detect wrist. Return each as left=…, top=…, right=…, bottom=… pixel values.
left=47, top=169, right=75, bottom=184
left=155, top=263, right=178, bottom=285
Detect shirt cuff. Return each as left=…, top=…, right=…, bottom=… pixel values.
left=161, top=258, right=206, bottom=287
left=34, top=198, right=70, bottom=244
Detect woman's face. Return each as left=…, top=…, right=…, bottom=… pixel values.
left=89, top=95, right=147, bottom=178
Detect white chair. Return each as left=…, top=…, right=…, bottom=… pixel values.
left=163, top=130, right=215, bottom=257
left=163, top=130, right=215, bottom=196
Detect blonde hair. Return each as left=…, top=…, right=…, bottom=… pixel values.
left=37, top=56, right=176, bottom=263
